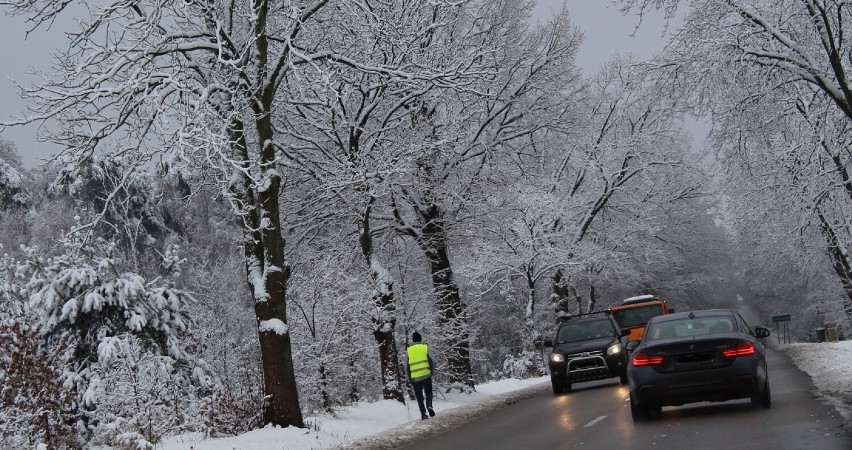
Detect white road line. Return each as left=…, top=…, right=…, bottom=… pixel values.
left=584, top=416, right=606, bottom=427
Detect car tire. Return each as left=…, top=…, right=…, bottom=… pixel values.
left=564, top=374, right=572, bottom=392
left=647, top=404, right=662, bottom=420
left=629, top=394, right=648, bottom=422
left=551, top=376, right=566, bottom=395
left=751, top=378, right=771, bottom=409
left=619, top=370, right=628, bottom=385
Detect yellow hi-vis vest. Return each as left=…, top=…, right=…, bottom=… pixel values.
left=407, top=343, right=431, bottom=379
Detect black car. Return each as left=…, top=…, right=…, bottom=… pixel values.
left=626, top=309, right=771, bottom=421
left=544, top=315, right=629, bottom=394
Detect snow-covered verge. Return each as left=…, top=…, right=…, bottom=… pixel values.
left=129, top=341, right=852, bottom=450
left=782, top=340, right=852, bottom=421
left=146, top=377, right=549, bottom=450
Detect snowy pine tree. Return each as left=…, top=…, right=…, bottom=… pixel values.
left=20, top=225, right=210, bottom=446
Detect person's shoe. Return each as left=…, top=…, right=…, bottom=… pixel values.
left=421, top=413, right=429, bottom=420
left=427, top=407, right=435, bottom=417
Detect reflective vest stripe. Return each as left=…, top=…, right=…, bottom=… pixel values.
left=407, top=344, right=431, bottom=378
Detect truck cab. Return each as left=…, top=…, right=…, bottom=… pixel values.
left=607, top=295, right=673, bottom=342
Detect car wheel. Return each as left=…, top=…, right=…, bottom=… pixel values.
left=619, top=370, right=628, bottom=385
left=751, top=378, right=771, bottom=409
left=629, top=394, right=648, bottom=422
left=551, top=376, right=566, bottom=395
left=647, top=403, right=662, bottom=420
left=564, top=374, right=572, bottom=392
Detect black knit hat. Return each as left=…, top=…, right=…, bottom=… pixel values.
left=412, top=331, right=422, bottom=342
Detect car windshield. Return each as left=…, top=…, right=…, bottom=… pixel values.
left=557, top=319, right=615, bottom=343
left=610, top=304, right=664, bottom=328
left=645, top=316, right=735, bottom=341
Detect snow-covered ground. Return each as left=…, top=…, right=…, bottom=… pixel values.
left=151, top=341, right=852, bottom=450
left=153, top=376, right=550, bottom=450
left=782, top=340, right=852, bottom=421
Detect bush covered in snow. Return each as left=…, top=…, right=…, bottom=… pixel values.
left=498, top=351, right=547, bottom=380
left=16, top=228, right=213, bottom=448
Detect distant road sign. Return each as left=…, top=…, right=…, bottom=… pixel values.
left=772, top=314, right=791, bottom=323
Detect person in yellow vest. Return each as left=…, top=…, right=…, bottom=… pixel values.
left=406, top=331, right=435, bottom=420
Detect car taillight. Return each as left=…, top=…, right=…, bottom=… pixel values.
left=632, top=352, right=664, bottom=366
left=722, top=342, right=755, bottom=357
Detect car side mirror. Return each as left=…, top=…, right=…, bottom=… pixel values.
left=625, top=340, right=640, bottom=351
left=543, top=339, right=554, bottom=348
left=755, top=326, right=770, bottom=338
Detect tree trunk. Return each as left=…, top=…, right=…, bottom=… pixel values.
left=360, top=200, right=405, bottom=402
left=588, top=284, right=597, bottom=313
left=253, top=283, right=303, bottom=427
left=349, top=354, right=361, bottom=403
left=319, top=362, right=331, bottom=412
left=230, top=116, right=304, bottom=428
left=551, top=269, right=580, bottom=318
left=524, top=267, right=538, bottom=349
left=416, top=202, right=473, bottom=389
left=373, top=323, right=405, bottom=401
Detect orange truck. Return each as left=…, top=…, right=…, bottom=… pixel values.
left=607, top=295, right=673, bottom=342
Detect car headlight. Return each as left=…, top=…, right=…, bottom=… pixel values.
left=607, top=343, right=622, bottom=356
left=550, top=353, right=565, bottom=363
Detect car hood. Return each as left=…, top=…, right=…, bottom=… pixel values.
left=554, top=337, right=615, bottom=354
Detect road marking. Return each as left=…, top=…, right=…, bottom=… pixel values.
left=584, top=416, right=606, bottom=427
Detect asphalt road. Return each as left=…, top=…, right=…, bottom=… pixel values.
left=400, top=348, right=851, bottom=450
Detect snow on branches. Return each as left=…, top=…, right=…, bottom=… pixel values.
left=17, top=224, right=210, bottom=446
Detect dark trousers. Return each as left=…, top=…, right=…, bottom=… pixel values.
left=412, top=377, right=433, bottom=414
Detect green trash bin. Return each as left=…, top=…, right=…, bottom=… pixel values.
left=815, top=328, right=826, bottom=342
left=826, top=328, right=837, bottom=342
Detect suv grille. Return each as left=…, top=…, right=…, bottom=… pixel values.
left=566, top=350, right=604, bottom=359
left=565, top=351, right=609, bottom=380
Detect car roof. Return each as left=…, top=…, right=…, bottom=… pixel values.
left=558, top=315, right=614, bottom=326
left=648, top=308, right=735, bottom=324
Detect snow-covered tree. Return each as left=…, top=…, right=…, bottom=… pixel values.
left=0, top=138, right=22, bottom=169
left=0, top=0, right=493, bottom=427
left=0, top=139, right=27, bottom=210
left=548, top=56, right=704, bottom=314
left=273, top=0, right=462, bottom=401
left=49, top=154, right=173, bottom=266
left=382, top=1, right=584, bottom=390
left=1, top=246, right=75, bottom=449
left=20, top=225, right=207, bottom=441
left=617, top=0, right=852, bottom=327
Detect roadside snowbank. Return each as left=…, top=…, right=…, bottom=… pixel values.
left=782, top=340, right=852, bottom=421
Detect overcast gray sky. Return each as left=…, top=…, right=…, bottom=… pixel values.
left=0, top=1, right=675, bottom=168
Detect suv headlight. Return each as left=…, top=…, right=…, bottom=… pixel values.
left=550, top=353, right=565, bottom=363
left=606, top=343, right=623, bottom=356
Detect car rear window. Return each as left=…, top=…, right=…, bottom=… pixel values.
left=645, top=316, right=735, bottom=341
